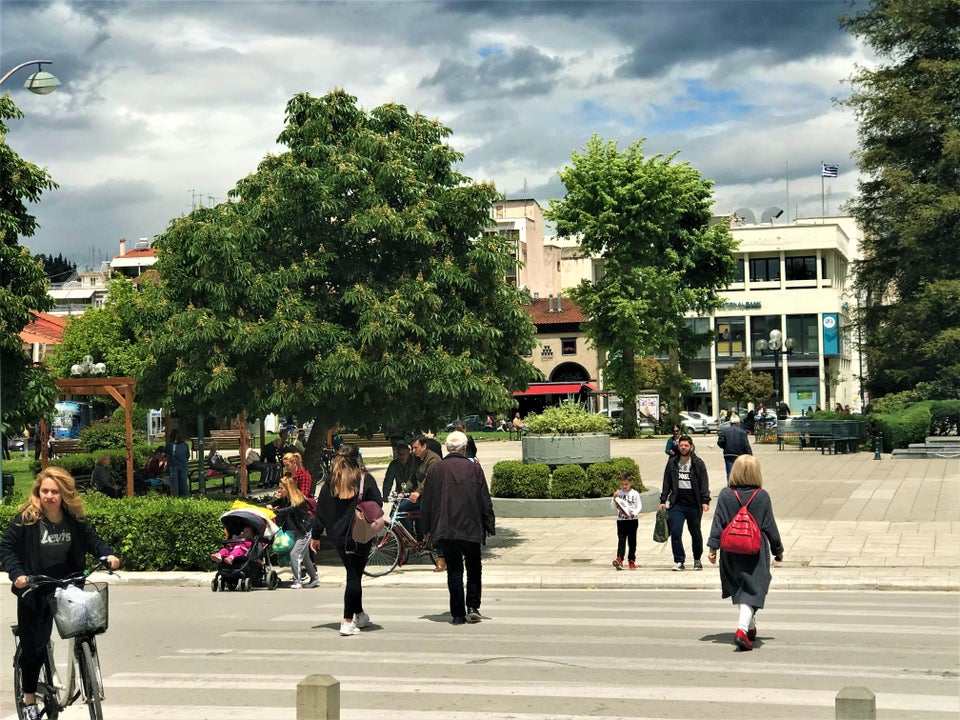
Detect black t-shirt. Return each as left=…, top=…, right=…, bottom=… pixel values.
left=38, top=517, right=72, bottom=577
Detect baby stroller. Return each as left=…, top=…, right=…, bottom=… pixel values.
left=211, top=508, right=281, bottom=592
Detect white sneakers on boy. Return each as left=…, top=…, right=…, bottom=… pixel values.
left=339, top=621, right=360, bottom=636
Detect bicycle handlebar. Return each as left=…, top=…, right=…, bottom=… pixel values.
left=24, top=559, right=116, bottom=596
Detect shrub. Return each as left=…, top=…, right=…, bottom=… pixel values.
left=515, top=463, right=551, bottom=498
left=585, top=461, right=619, bottom=497
left=930, top=400, right=960, bottom=436
left=608, top=456, right=645, bottom=492
left=80, top=418, right=147, bottom=452
left=524, top=403, right=610, bottom=435
left=32, top=446, right=154, bottom=478
left=549, top=464, right=589, bottom=499
left=490, top=461, right=525, bottom=497
left=873, top=403, right=932, bottom=452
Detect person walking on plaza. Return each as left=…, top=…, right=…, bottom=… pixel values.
left=420, top=431, right=495, bottom=626
left=165, top=429, right=190, bottom=497
left=1, top=467, right=120, bottom=720
left=310, top=444, right=382, bottom=636
left=659, top=435, right=711, bottom=571
left=267, top=475, right=318, bottom=589
left=717, top=415, right=752, bottom=482
left=664, top=425, right=681, bottom=456
left=611, top=472, right=641, bottom=570
left=707, top=455, right=783, bottom=651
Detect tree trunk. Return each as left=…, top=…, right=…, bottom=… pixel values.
left=620, top=346, right=638, bottom=439
left=668, top=347, right=682, bottom=428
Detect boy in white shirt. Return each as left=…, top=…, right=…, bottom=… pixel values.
left=611, top=472, right=642, bottom=569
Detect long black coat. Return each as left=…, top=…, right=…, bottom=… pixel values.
left=420, top=453, right=495, bottom=544
left=707, top=485, right=783, bottom=608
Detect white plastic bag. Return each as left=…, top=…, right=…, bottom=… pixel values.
left=52, top=583, right=108, bottom=638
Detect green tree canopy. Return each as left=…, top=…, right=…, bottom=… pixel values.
left=840, top=0, right=960, bottom=397
left=719, top=358, right=775, bottom=410
left=0, top=95, right=59, bottom=434
left=546, top=136, right=737, bottom=437
left=139, top=90, right=539, bottom=442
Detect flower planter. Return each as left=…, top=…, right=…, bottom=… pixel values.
left=521, top=432, right=611, bottom=467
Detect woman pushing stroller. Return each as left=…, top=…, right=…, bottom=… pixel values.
left=266, top=475, right=318, bottom=589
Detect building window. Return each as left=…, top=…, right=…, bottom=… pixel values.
left=561, top=338, right=577, bottom=355
left=715, top=317, right=746, bottom=357
left=785, top=314, right=819, bottom=356
left=749, top=257, right=780, bottom=282
left=750, top=315, right=782, bottom=358
left=734, top=259, right=744, bottom=283
left=686, top=317, right=712, bottom=359
left=785, top=256, right=816, bottom=281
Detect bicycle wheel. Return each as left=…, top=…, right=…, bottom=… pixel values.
left=364, top=527, right=401, bottom=577
left=14, top=644, right=60, bottom=720
left=77, top=640, right=103, bottom=720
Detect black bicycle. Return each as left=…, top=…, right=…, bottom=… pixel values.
left=12, top=562, right=114, bottom=720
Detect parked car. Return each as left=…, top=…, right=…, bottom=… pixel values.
left=680, top=412, right=712, bottom=434
left=684, top=412, right=717, bottom=433
left=444, top=415, right=484, bottom=432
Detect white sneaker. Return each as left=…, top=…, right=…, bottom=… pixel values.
left=339, top=621, right=359, bottom=636
left=23, top=705, right=41, bottom=720
left=354, top=611, right=371, bottom=629
left=290, top=582, right=303, bottom=589
left=673, top=562, right=685, bottom=571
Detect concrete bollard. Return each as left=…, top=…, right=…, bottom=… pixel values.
left=836, top=686, right=876, bottom=719
left=297, top=674, right=340, bottom=720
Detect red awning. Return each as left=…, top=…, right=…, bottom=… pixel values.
left=512, top=382, right=597, bottom=397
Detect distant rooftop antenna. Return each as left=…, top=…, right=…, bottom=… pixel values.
left=733, top=207, right=755, bottom=225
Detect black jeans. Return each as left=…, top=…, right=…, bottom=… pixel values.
left=16, top=591, right=54, bottom=694
left=335, top=544, right=369, bottom=620
left=439, top=538, right=482, bottom=619
left=616, top=519, right=638, bottom=562
left=668, top=504, right=704, bottom=564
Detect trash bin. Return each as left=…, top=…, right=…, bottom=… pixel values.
left=2, top=471, right=14, bottom=494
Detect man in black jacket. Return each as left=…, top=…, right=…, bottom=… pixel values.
left=717, top=415, right=753, bottom=483
left=420, top=431, right=495, bottom=626
left=659, top=435, right=711, bottom=571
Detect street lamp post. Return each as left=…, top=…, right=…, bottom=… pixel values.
left=755, top=328, right=794, bottom=416
left=0, top=60, right=61, bottom=503
left=0, top=60, right=61, bottom=94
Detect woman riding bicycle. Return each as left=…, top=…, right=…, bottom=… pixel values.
left=0, top=466, right=119, bottom=720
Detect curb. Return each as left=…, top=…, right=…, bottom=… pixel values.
left=493, top=490, right=660, bottom=518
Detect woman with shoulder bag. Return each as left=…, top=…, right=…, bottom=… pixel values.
left=267, top=475, right=318, bottom=589
left=310, top=444, right=382, bottom=636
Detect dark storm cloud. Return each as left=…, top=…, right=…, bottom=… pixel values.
left=421, top=46, right=563, bottom=102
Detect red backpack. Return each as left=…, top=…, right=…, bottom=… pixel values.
left=720, top=489, right=762, bottom=555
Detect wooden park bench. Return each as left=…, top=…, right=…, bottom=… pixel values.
left=50, top=439, right=83, bottom=457
left=777, top=419, right=866, bottom=455
left=339, top=433, right=394, bottom=449
left=189, top=430, right=250, bottom=494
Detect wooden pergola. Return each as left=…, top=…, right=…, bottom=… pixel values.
left=53, top=377, right=137, bottom=497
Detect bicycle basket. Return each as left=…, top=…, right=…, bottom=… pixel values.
left=50, top=582, right=109, bottom=639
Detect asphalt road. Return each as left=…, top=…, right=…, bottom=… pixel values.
left=2, top=584, right=957, bottom=719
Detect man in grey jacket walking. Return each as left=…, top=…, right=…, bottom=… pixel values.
left=420, top=431, right=496, bottom=626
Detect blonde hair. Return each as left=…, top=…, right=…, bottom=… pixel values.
left=278, top=474, right=305, bottom=507
left=282, top=452, right=303, bottom=468
left=331, top=450, right=362, bottom=500
left=18, top=466, right=85, bottom=525
left=729, top=455, right=763, bottom=488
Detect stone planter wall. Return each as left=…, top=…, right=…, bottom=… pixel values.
left=521, top=432, right=611, bottom=466
left=494, top=489, right=660, bottom=518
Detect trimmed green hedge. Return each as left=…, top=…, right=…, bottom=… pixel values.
left=0, top=494, right=232, bottom=571
left=930, top=400, right=960, bottom=436
left=874, top=403, right=932, bottom=452
left=492, top=457, right=646, bottom=499
left=31, top=446, right=154, bottom=477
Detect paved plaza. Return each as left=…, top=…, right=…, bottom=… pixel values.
left=86, top=436, right=959, bottom=592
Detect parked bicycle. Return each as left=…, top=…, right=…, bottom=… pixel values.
left=12, top=562, right=114, bottom=720
left=365, top=496, right=437, bottom=577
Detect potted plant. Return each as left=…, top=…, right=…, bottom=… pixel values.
left=521, top=402, right=612, bottom=467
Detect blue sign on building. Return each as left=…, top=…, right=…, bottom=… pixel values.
left=822, top=313, right=839, bottom=356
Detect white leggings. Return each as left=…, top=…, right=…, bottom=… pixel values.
left=738, top=603, right=757, bottom=632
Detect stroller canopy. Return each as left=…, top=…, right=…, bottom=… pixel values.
left=220, top=508, right=279, bottom=541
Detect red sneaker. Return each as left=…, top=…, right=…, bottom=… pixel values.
left=735, top=629, right=753, bottom=651
left=628, top=561, right=637, bottom=570
left=612, top=557, right=623, bottom=570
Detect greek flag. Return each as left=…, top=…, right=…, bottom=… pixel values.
left=821, top=163, right=839, bottom=178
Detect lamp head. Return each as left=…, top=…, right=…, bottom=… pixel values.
left=24, top=69, right=60, bottom=95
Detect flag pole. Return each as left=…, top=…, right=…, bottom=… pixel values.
left=821, top=161, right=825, bottom=221
left=785, top=161, right=790, bottom=223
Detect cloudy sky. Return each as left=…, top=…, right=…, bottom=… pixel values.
left=2, top=0, right=868, bottom=269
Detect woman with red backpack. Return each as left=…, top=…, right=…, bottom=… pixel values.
left=706, top=455, right=784, bottom=651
